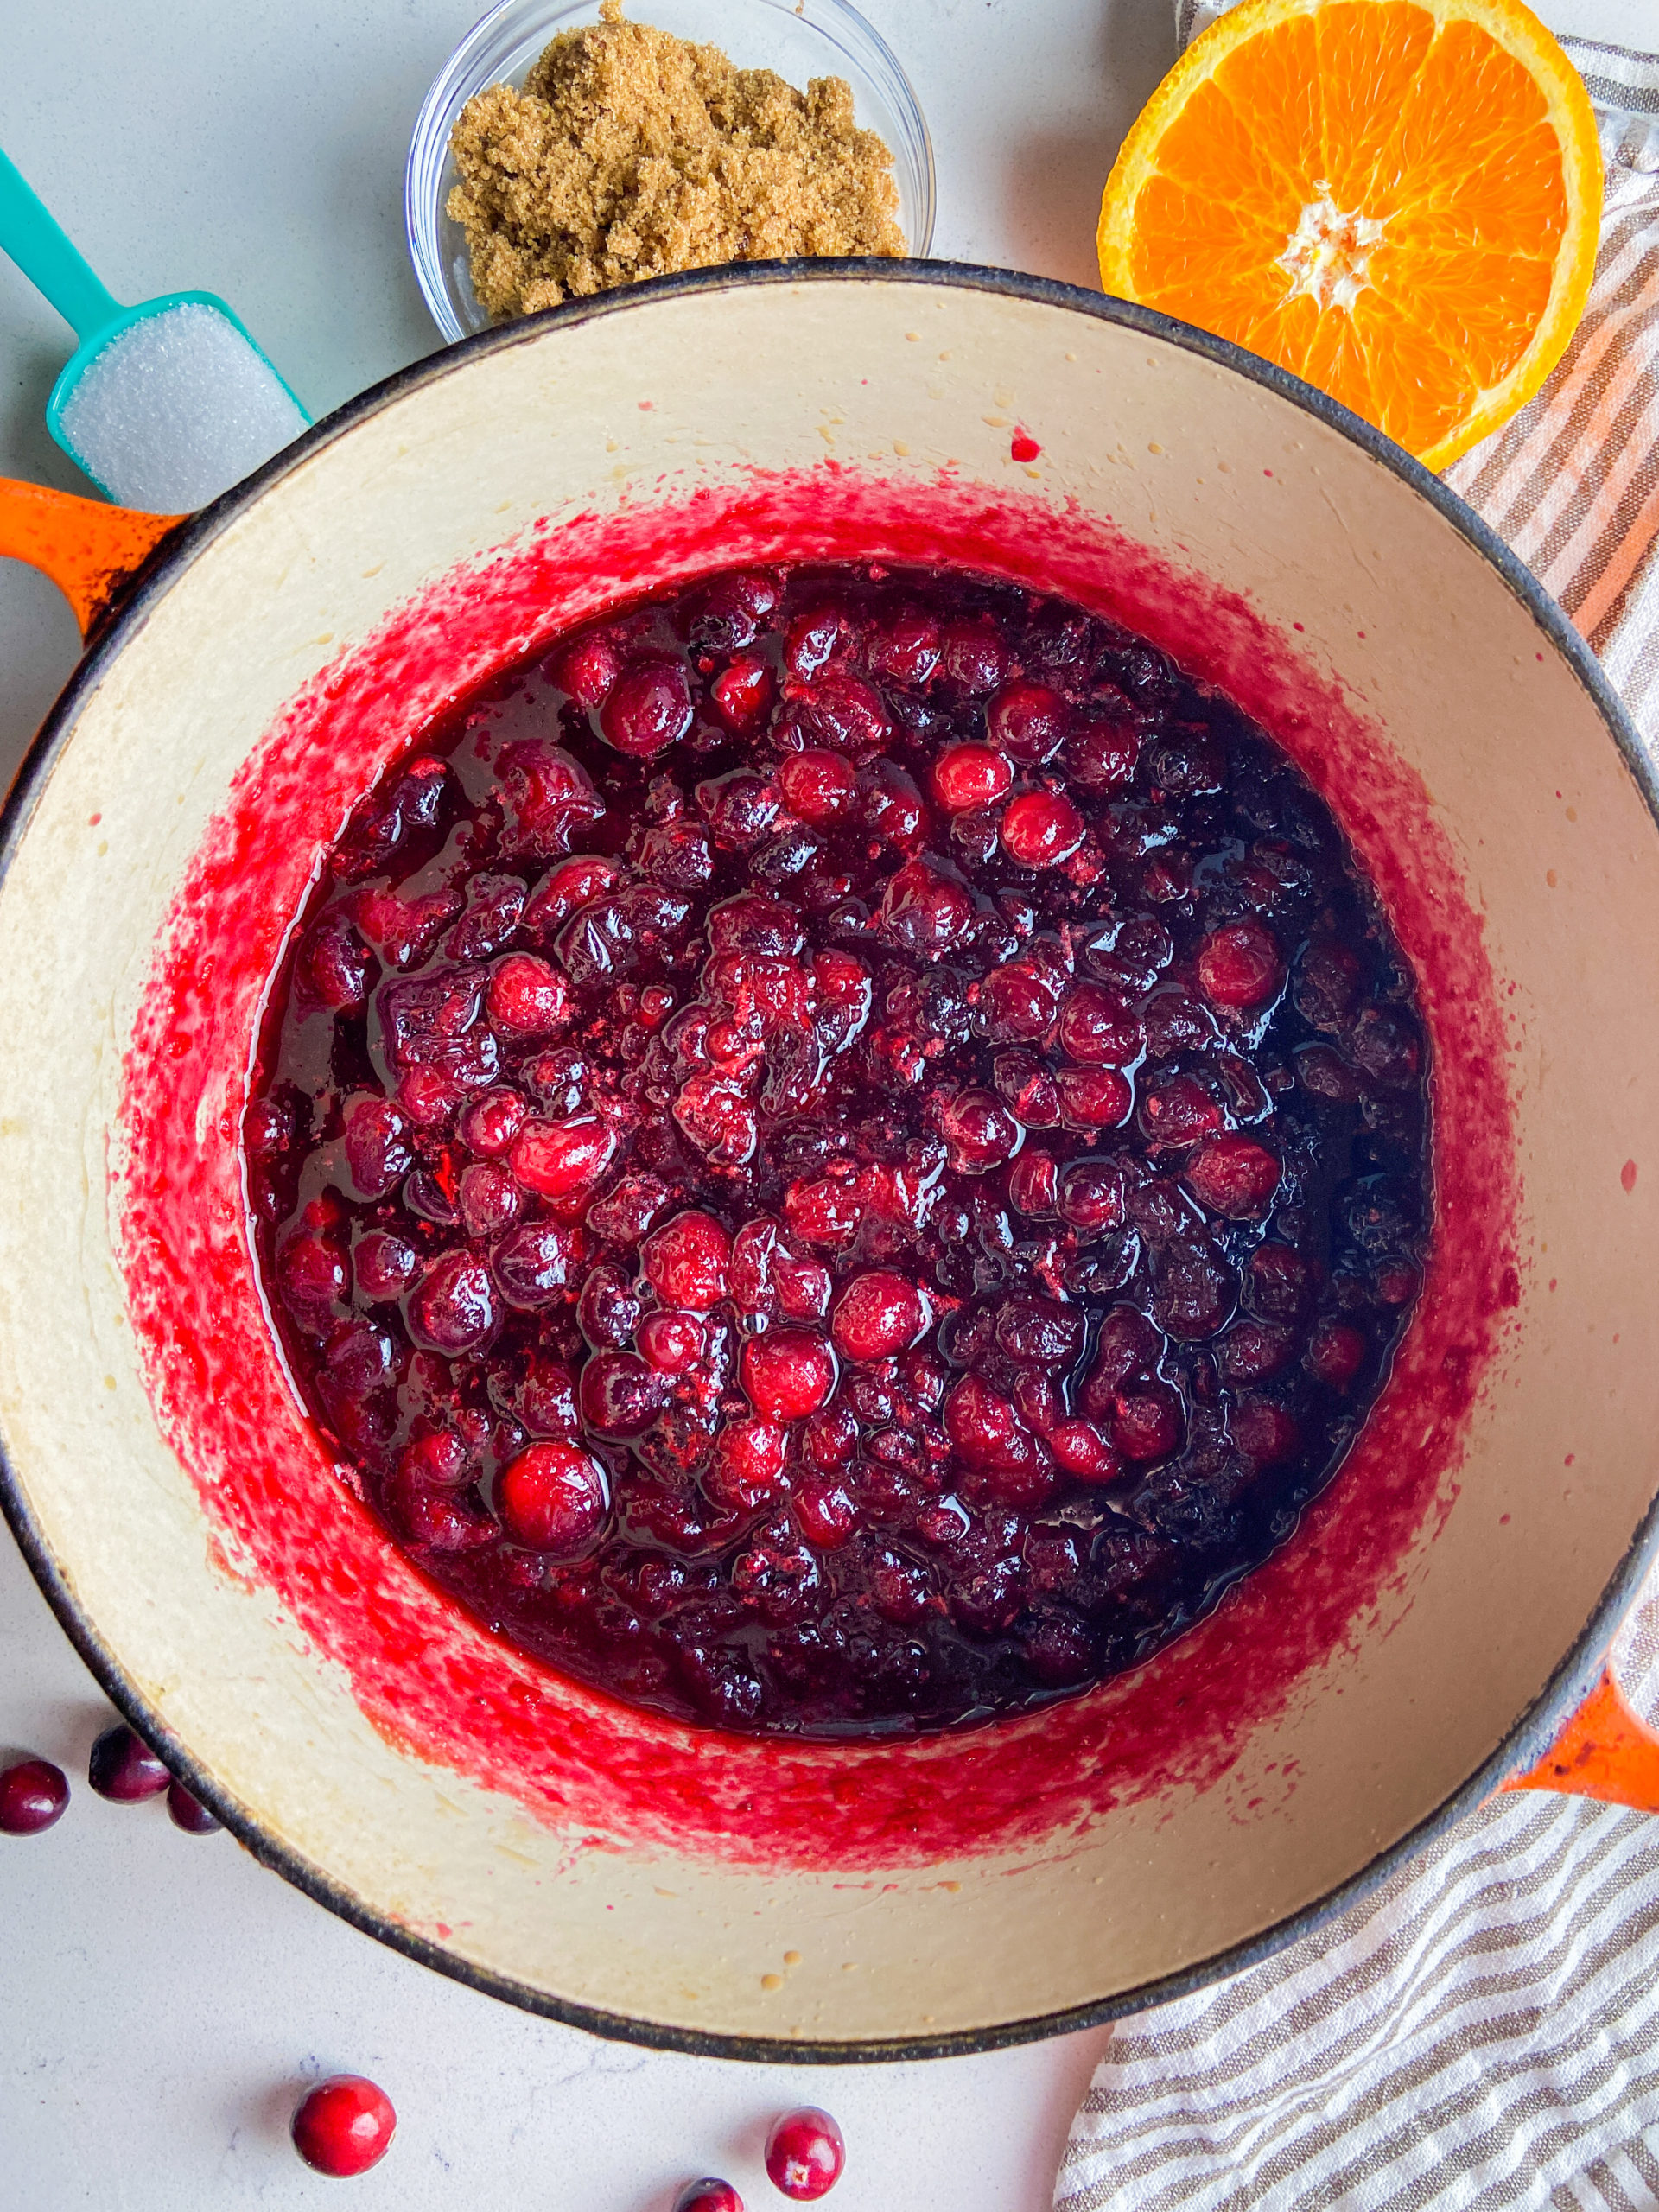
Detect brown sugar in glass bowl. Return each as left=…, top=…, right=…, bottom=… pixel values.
left=446, top=0, right=906, bottom=320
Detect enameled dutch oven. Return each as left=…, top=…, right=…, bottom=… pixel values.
left=3, top=263, right=1659, bottom=2063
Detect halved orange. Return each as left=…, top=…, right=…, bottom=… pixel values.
left=1097, top=0, right=1602, bottom=469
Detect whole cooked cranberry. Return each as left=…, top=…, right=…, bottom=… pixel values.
left=766, top=2107, right=846, bottom=2201
left=832, top=1270, right=925, bottom=1362
left=859, top=756, right=924, bottom=849
left=551, top=632, right=619, bottom=706
left=1140, top=1075, right=1224, bottom=1147
left=498, top=1442, right=609, bottom=1552
left=993, top=1049, right=1061, bottom=1128
left=638, top=1309, right=703, bottom=1373
left=741, top=1331, right=838, bottom=1421
left=276, top=1229, right=348, bottom=1326
left=1308, top=1317, right=1367, bottom=1387
left=1113, top=1383, right=1183, bottom=1460
left=1007, top=1149, right=1058, bottom=1216
left=706, top=1418, right=789, bottom=1510
left=1246, top=1241, right=1313, bottom=1322
left=510, top=1115, right=617, bottom=1198
left=1197, top=920, right=1283, bottom=1008
left=167, top=1780, right=221, bottom=1834
left=491, top=1219, right=581, bottom=1307
left=995, top=1294, right=1085, bottom=1370
left=1219, top=1320, right=1296, bottom=1383
left=486, top=953, right=570, bottom=1039
left=1152, top=1238, right=1236, bottom=1339
left=1294, top=939, right=1363, bottom=1028
left=795, top=1477, right=859, bottom=1548
left=870, top=606, right=941, bottom=684
left=1066, top=715, right=1141, bottom=789
left=599, top=655, right=694, bottom=756
left=940, top=618, right=1010, bottom=692
left=353, top=1230, right=419, bottom=1303
left=674, top=2183, right=744, bottom=2212
left=580, top=1350, right=670, bottom=1439
left=775, top=1253, right=833, bottom=1322
left=0, top=1758, right=69, bottom=1834
left=457, top=1160, right=523, bottom=1241
left=1351, top=1006, right=1422, bottom=1090
left=1186, top=1135, right=1281, bottom=1219
left=934, top=743, right=1013, bottom=812
left=711, top=652, right=775, bottom=731
left=642, top=1210, right=731, bottom=1310
left=1233, top=1397, right=1300, bottom=1465
left=877, top=857, right=973, bottom=959
left=407, top=1252, right=497, bottom=1355
left=1058, top=984, right=1141, bottom=1066
left=980, top=956, right=1063, bottom=1041
left=291, top=2075, right=397, bottom=2177
left=1001, top=791, right=1084, bottom=868
left=937, top=1089, right=1020, bottom=1172
left=577, top=1262, right=644, bottom=1348
left=1055, top=1067, right=1131, bottom=1129
left=1048, top=1420, right=1122, bottom=1483
left=1058, top=1159, right=1126, bottom=1231
left=778, top=748, right=858, bottom=824
left=524, top=853, right=620, bottom=933
left=988, top=679, right=1070, bottom=763
left=785, top=604, right=850, bottom=680
left=944, top=1376, right=1026, bottom=1467
left=803, top=1401, right=859, bottom=1470
left=88, top=1723, right=169, bottom=1802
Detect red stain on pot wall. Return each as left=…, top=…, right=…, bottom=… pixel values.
left=115, top=466, right=1517, bottom=1872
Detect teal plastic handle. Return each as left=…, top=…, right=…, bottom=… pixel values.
left=0, top=145, right=123, bottom=341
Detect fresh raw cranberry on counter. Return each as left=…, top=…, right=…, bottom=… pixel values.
left=766, top=2107, right=846, bottom=2200
left=290, top=2075, right=397, bottom=2177
left=167, top=1780, right=222, bottom=1834
left=0, top=1757, right=69, bottom=1834
left=672, top=2182, right=744, bottom=2212
left=87, top=1723, right=169, bottom=1802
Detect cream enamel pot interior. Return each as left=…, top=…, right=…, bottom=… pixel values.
left=3, top=263, right=1659, bottom=2062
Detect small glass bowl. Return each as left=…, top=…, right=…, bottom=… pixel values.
left=405, top=0, right=936, bottom=346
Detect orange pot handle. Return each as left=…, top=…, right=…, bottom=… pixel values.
left=1502, top=1671, right=1659, bottom=1814
left=0, top=477, right=185, bottom=639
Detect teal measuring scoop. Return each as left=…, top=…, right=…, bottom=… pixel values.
left=0, top=144, right=309, bottom=512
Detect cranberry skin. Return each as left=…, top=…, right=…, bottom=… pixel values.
left=486, top=954, right=570, bottom=1040
left=458, top=1161, right=523, bottom=1241
left=766, top=2107, right=846, bottom=2201
left=497, top=1442, right=609, bottom=1552
left=1008, top=1149, right=1058, bottom=1216
left=1141, top=1075, right=1224, bottom=1147
left=88, top=1723, right=170, bottom=1802
left=580, top=1350, right=671, bottom=1439
left=642, top=1210, right=731, bottom=1310
left=674, top=2184, right=744, bottom=2212
left=0, top=1758, right=68, bottom=1834
left=933, top=743, right=1012, bottom=812
left=510, top=1115, right=617, bottom=1198
left=988, top=679, right=1070, bottom=764
left=778, top=748, right=858, bottom=825
left=937, top=1089, right=1021, bottom=1173
left=1058, top=1159, right=1126, bottom=1232
left=491, top=1220, right=581, bottom=1308
left=1187, top=1135, right=1281, bottom=1219
left=832, top=1270, right=926, bottom=1363
left=638, top=1309, right=704, bottom=1373
left=407, top=1252, right=498, bottom=1355
left=291, top=2075, right=397, bottom=2178
left=741, top=1330, right=837, bottom=1421
left=994, top=1050, right=1061, bottom=1129
left=1198, top=920, right=1284, bottom=1009
left=167, top=1780, right=221, bottom=1834
left=578, top=1262, right=644, bottom=1348
left=524, top=853, right=621, bottom=934
left=599, top=654, right=694, bottom=756
left=1001, top=791, right=1084, bottom=868
left=876, top=858, right=973, bottom=960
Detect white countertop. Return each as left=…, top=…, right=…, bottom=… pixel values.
left=0, top=0, right=1645, bottom=2202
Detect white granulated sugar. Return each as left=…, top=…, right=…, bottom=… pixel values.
left=58, top=301, right=308, bottom=512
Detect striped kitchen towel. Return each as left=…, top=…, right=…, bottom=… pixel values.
left=1058, top=25, right=1659, bottom=2212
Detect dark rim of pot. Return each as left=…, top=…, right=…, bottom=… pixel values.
left=2, top=257, right=1656, bottom=2066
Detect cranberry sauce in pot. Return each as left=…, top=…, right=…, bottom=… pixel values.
left=246, top=563, right=1431, bottom=1738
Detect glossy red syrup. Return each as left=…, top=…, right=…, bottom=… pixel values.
left=116, top=469, right=1516, bottom=1866
left=246, top=563, right=1429, bottom=1738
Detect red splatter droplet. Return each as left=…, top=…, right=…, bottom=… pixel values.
left=1500, top=1513, right=1511, bottom=1526
left=1292, top=621, right=1305, bottom=632
left=1622, top=1159, right=1638, bottom=1193
left=1010, top=431, right=1041, bottom=463
left=1565, top=1452, right=1576, bottom=1467
left=638, top=399, right=654, bottom=411
left=89, top=811, right=102, bottom=826
left=1263, top=467, right=1274, bottom=477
